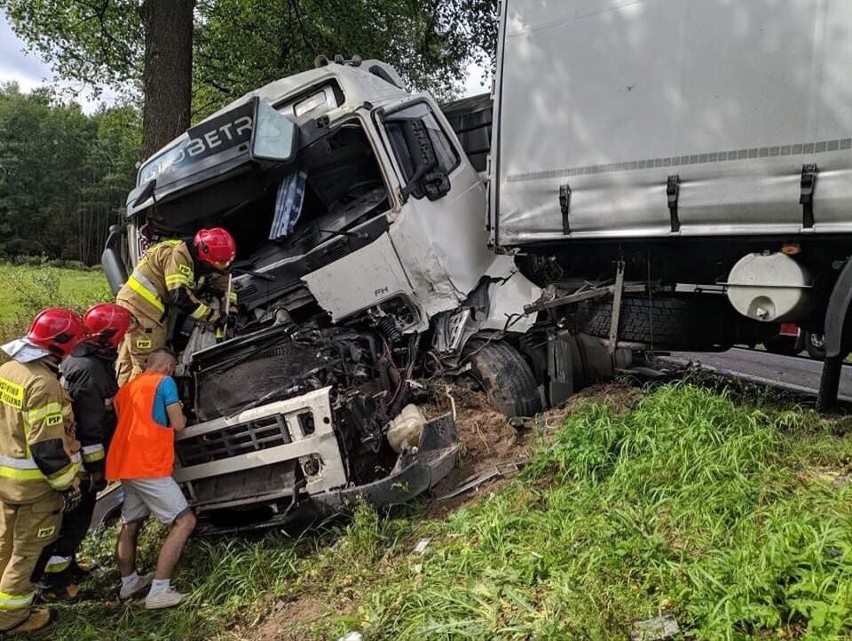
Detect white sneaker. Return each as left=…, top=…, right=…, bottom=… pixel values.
left=145, top=587, right=187, bottom=610
left=119, top=572, right=154, bottom=599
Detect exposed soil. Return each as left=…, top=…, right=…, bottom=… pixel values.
left=422, top=384, right=529, bottom=516
left=252, top=596, right=328, bottom=641
left=422, top=381, right=641, bottom=516
left=563, top=382, right=642, bottom=416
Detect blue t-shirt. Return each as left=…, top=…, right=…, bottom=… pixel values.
left=151, top=376, right=180, bottom=427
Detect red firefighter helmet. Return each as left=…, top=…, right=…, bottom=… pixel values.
left=193, top=227, right=236, bottom=270
left=83, top=303, right=135, bottom=349
left=26, top=308, right=86, bottom=358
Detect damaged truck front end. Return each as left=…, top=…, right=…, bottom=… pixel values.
left=178, top=325, right=457, bottom=535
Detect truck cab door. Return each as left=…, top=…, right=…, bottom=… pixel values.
left=377, top=99, right=494, bottom=318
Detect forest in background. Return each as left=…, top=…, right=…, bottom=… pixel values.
left=0, top=84, right=139, bottom=265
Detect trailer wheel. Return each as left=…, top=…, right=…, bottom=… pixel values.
left=582, top=296, right=736, bottom=350
left=804, top=331, right=826, bottom=361
left=462, top=340, right=541, bottom=418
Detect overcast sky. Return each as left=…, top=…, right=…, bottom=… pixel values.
left=0, top=16, right=50, bottom=92
left=1, top=11, right=489, bottom=113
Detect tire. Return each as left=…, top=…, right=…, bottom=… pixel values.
left=764, top=335, right=800, bottom=356
left=581, top=296, right=736, bottom=350
left=462, top=340, right=541, bottom=418
left=804, top=330, right=826, bottom=361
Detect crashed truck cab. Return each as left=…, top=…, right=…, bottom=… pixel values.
left=103, top=60, right=537, bottom=535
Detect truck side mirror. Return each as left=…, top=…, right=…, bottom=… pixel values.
left=399, top=118, right=450, bottom=201
left=102, top=224, right=129, bottom=296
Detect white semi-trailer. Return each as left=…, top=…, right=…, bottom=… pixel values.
left=489, top=0, right=852, bottom=408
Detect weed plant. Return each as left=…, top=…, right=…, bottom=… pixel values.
left=0, top=264, right=109, bottom=344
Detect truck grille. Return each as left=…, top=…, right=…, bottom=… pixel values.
left=195, top=341, right=329, bottom=421
left=176, top=414, right=292, bottom=467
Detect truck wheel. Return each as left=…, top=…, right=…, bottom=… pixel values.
left=462, top=340, right=541, bottom=418
left=804, top=331, right=826, bottom=360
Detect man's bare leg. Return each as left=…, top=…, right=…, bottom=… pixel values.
left=154, top=512, right=196, bottom=580
left=116, top=521, right=142, bottom=577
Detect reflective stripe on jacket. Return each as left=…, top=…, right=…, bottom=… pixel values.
left=116, top=240, right=206, bottom=322
left=106, top=372, right=175, bottom=480
left=0, top=358, right=81, bottom=503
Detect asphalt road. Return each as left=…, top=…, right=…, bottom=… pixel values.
left=664, top=348, right=852, bottom=403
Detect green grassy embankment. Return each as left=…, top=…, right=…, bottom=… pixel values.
left=39, top=382, right=852, bottom=641
left=0, top=263, right=109, bottom=340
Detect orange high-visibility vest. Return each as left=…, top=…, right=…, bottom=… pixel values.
left=106, top=372, right=175, bottom=480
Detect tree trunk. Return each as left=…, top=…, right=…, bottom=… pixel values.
left=140, top=0, right=195, bottom=159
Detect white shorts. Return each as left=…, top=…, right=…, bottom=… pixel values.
left=120, top=477, right=191, bottom=525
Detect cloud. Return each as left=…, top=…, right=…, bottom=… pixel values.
left=0, top=11, right=119, bottom=113
left=0, top=14, right=53, bottom=90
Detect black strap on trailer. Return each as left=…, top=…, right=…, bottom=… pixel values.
left=800, top=163, right=817, bottom=229
left=666, top=175, right=680, bottom=232
left=559, top=184, right=572, bottom=235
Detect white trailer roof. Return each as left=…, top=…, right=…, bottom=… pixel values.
left=491, top=0, right=852, bottom=246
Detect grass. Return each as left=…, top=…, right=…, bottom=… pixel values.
left=0, top=263, right=110, bottom=341
left=36, top=383, right=852, bottom=641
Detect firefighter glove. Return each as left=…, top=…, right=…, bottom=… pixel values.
left=204, top=306, right=222, bottom=326
left=61, top=481, right=82, bottom=513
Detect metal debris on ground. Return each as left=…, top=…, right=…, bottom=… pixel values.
left=437, top=459, right=528, bottom=500
left=629, top=614, right=681, bottom=641
left=413, top=537, right=432, bottom=554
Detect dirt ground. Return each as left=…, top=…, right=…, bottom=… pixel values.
left=424, top=381, right=641, bottom=516
left=252, top=596, right=328, bottom=641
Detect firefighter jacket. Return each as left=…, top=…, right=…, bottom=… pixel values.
left=106, top=372, right=175, bottom=481
left=60, top=343, right=119, bottom=475
left=0, top=358, right=81, bottom=503
left=116, top=239, right=234, bottom=325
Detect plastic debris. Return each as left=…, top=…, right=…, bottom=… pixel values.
left=629, top=615, right=680, bottom=641
left=437, top=460, right=528, bottom=500
left=413, top=537, right=432, bottom=554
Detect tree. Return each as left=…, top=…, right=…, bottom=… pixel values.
left=193, top=0, right=500, bottom=109
left=1, top=0, right=499, bottom=152
left=2, top=0, right=194, bottom=158
left=140, top=0, right=194, bottom=156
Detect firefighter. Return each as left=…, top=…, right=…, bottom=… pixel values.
left=115, top=227, right=237, bottom=386
left=32, top=303, right=135, bottom=602
left=0, top=308, right=86, bottom=635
